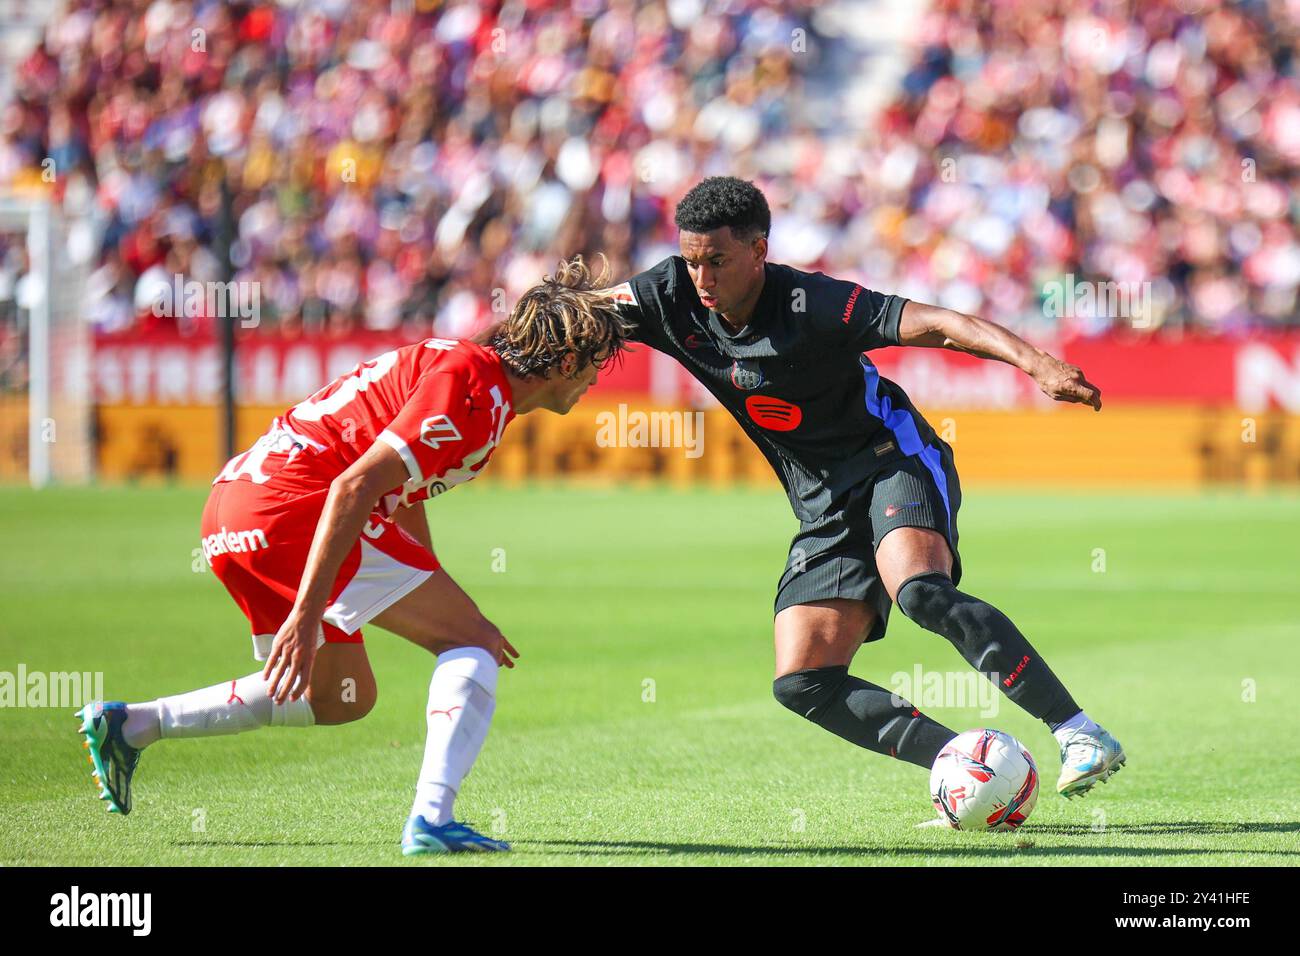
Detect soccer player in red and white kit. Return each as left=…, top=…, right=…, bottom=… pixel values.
left=77, top=258, right=630, bottom=853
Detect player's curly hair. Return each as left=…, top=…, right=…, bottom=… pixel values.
left=674, top=176, right=771, bottom=241
left=486, top=255, right=634, bottom=378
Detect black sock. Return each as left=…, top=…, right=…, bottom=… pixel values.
left=896, top=572, right=1080, bottom=727
left=774, top=666, right=957, bottom=769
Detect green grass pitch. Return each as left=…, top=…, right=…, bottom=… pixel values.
left=1, top=482, right=1297, bottom=866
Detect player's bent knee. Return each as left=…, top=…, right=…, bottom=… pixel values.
left=773, top=665, right=850, bottom=721
left=317, top=695, right=375, bottom=726
left=311, top=680, right=377, bottom=725
left=352, top=685, right=378, bottom=721
left=895, top=571, right=956, bottom=629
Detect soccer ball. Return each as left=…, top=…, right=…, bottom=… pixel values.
left=929, top=729, right=1039, bottom=831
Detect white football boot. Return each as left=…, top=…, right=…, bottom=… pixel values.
left=1056, top=727, right=1126, bottom=798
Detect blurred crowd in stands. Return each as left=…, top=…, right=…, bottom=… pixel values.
left=0, top=0, right=1297, bottom=343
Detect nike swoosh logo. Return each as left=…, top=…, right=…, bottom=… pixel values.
left=684, top=334, right=706, bottom=350
left=884, top=502, right=922, bottom=517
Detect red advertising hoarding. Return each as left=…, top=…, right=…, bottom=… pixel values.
left=90, top=331, right=1300, bottom=411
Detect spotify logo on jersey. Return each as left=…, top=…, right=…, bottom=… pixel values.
left=745, top=396, right=803, bottom=432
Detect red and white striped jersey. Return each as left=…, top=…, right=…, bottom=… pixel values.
left=215, top=338, right=515, bottom=511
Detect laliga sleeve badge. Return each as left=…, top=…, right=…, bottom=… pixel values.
left=608, top=282, right=637, bottom=307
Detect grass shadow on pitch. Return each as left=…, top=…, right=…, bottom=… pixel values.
left=170, top=839, right=376, bottom=848
left=1027, top=821, right=1300, bottom=837
left=523, top=837, right=1300, bottom=861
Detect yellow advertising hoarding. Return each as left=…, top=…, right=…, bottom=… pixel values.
left=56, top=400, right=1300, bottom=487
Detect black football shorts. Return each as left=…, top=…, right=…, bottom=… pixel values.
left=773, top=449, right=963, bottom=644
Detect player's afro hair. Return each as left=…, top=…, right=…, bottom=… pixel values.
left=674, top=177, right=770, bottom=241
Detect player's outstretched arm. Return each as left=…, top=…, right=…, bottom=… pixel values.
left=896, top=301, right=1102, bottom=411
left=262, top=442, right=410, bottom=703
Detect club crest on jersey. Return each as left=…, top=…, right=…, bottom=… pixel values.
left=730, top=359, right=765, bottom=391
left=419, top=415, right=462, bottom=449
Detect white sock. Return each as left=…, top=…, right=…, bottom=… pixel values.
left=122, top=672, right=315, bottom=748
left=411, top=647, right=498, bottom=825
left=414, top=784, right=457, bottom=826
left=1052, top=710, right=1101, bottom=744
left=122, top=702, right=163, bottom=749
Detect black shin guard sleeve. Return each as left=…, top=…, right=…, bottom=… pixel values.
left=896, top=572, right=1079, bottom=726
left=773, top=666, right=956, bottom=769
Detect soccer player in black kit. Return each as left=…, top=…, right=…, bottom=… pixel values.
left=599, top=177, right=1126, bottom=807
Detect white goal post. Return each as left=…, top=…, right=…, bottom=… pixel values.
left=0, top=194, right=93, bottom=487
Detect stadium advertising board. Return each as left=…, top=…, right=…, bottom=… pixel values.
left=51, top=332, right=1299, bottom=485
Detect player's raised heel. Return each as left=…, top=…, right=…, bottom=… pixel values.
left=400, top=814, right=510, bottom=854
left=76, top=701, right=141, bottom=815
left=1056, top=727, right=1126, bottom=799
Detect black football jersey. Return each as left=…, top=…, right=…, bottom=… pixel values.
left=612, top=256, right=950, bottom=522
